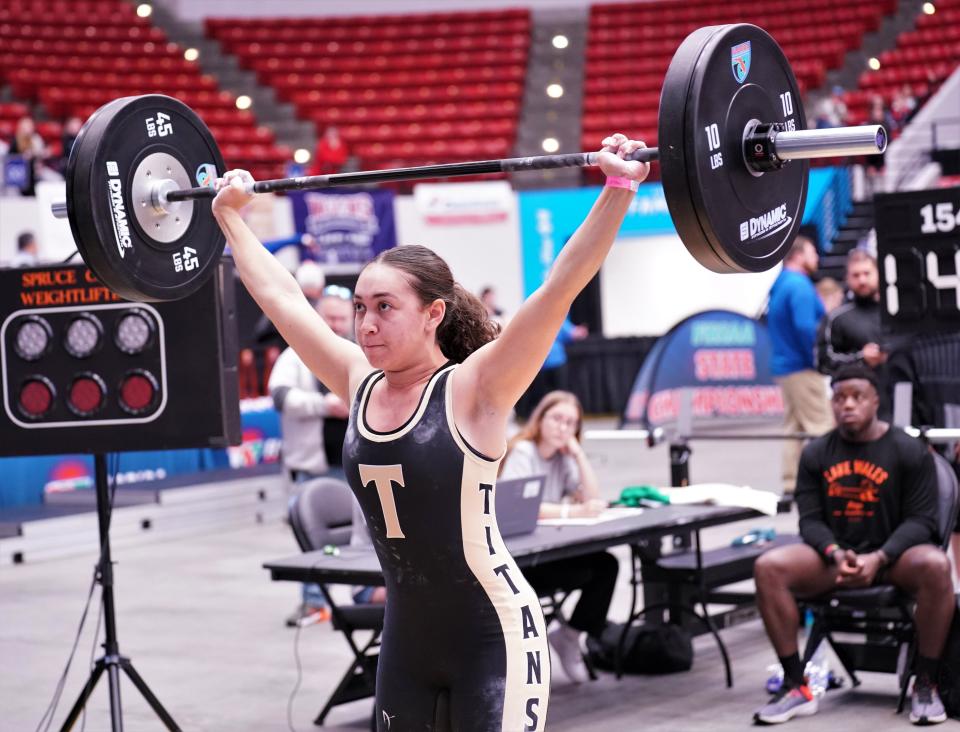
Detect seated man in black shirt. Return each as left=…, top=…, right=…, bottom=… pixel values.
left=752, top=364, right=954, bottom=726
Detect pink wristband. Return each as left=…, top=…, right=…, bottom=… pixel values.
left=605, top=176, right=639, bottom=192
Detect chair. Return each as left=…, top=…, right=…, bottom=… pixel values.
left=288, top=477, right=385, bottom=726
left=800, top=451, right=960, bottom=713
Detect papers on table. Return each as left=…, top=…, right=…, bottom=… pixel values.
left=538, top=506, right=645, bottom=526
left=659, top=483, right=779, bottom=516
left=536, top=484, right=778, bottom=526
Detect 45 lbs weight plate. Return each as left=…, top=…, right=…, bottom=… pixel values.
left=65, top=95, right=226, bottom=302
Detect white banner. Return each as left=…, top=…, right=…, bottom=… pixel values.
left=413, top=181, right=513, bottom=226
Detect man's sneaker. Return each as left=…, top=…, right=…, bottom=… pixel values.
left=547, top=625, right=590, bottom=684
left=285, top=605, right=331, bottom=628
left=910, top=676, right=947, bottom=725
left=753, top=682, right=818, bottom=724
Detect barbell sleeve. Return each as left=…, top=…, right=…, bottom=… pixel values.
left=772, top=124, right=887, bottom=160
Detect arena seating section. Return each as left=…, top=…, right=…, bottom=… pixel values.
left=843, top=0, right=960, bottom=124
left=584, top=0, right=896, bottom=179
left=206, top=10, right=529, bottom=177
left=0, top=1, right=952, bottom=188
left=0, top=0, right=290, bottom=180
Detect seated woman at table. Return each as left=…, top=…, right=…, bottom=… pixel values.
left=500, top=390, right=620, bottom=684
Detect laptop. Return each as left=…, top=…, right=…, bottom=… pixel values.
left=495, top=475, right=546, bottom=538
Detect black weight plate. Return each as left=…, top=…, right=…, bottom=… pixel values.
left=65, top=95, right=226, bottom=301
left=659, top=24, right=808, bottom=273
left=65, top=96, right=130, bottom=288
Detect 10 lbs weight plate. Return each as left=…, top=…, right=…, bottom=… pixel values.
left=65, top=95, right=226, bottom=302
left=659, top=24, right=808, bottom=273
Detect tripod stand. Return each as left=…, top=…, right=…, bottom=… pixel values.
left=58, top=453, right=181, bottom=732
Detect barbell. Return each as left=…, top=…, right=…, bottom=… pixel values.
left=51, top=23, right=886, bottom=302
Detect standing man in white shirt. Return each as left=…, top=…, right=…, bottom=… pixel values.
left=270, top=281, right=354, bottom=626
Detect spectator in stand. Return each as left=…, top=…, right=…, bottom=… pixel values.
left=766, top=236, right=835, bottom=494
left=60, top=116, right=83, bottom=170
left=7, top=116, right=46, bottom=196
left=11, top=231, right=39, bottom=267
left=311, top=125, right=348, bottom=175
left=813, top=86, right=848, bottom=129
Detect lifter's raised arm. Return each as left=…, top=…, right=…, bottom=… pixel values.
left=459, top=134, right=650, bottom=415
left=212, top=171, right=367, bottom=401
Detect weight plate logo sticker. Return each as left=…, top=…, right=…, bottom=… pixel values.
left=740, top=203, right=791, bottom=242
left=731, top=41, right=751, bottom=84
left=196, top=163, right=217, bottom=188
left=105, top=161, right=133, bottom=259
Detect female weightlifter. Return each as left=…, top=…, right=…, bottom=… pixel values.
left=212, top=133, right=649, bottom=732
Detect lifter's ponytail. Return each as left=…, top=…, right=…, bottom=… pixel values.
left=437, top=282, right=501, bottom=363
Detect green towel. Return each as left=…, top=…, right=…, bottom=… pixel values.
left=613, top=485, right=671, bottom=507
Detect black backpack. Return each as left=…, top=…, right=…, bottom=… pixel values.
left=586, top=622, right=693, bottom=675
left=938, top=595, right=960, bottom=719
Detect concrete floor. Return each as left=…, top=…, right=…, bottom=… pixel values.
left=2, top=421, right=956, bottom=731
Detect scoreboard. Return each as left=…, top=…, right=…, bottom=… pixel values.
left=0, top=261, right=240, bottom=457
left=876, top=186, right=960, bottom=335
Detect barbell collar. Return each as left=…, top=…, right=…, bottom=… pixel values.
left=51, top=201, right=68, bottom=219
left=773, top=124, right=887, bottom=160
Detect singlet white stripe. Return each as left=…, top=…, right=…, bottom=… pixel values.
left=447, top=366, right=549, bottom=730
left=459, top=458, right=550, bottom=731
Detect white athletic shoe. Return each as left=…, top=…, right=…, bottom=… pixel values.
left=548, top=624, right=590, bottom=684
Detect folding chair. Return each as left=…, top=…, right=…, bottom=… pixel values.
left=800, top=451, right=960, bottom=713
left=288, top=477, right=385, bottom=726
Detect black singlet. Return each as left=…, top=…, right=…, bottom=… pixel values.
left=343, top=363, right=550, bottom=732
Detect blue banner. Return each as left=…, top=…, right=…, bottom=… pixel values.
left=3, top=155, right=28, bottom=189
left=517, top=168, right=846, bottom=296
left=518, top=183, right=674, bottom=296
left=803, top=167, right=852, bottom=251
left=288, top=188, right=396, bottom=265
left=621, top=310, right=783, bottom=428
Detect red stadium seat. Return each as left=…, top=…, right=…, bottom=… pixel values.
left=203, top=7, right=530, bottom=170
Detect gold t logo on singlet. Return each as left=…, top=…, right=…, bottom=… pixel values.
left=359, top=464, right=406, bottom=539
